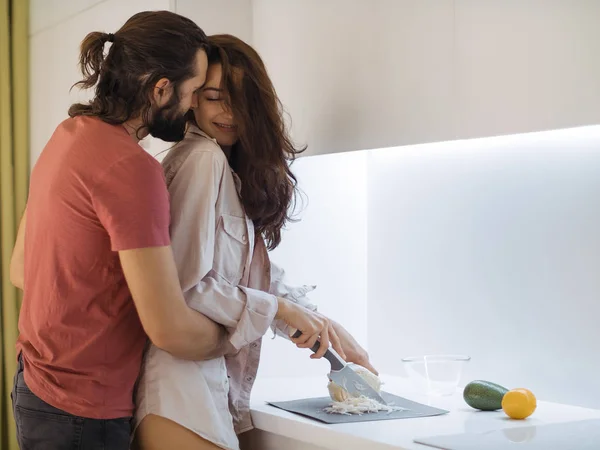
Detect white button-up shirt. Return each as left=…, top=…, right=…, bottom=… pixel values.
left=134, top=126, right=316, bottom=450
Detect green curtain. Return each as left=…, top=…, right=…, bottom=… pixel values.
left=0, top=0, right=29, bottom=448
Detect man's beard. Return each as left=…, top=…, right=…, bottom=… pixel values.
left=147, top=104, right=188, bottom=142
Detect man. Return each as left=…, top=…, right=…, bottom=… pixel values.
left=10, top=10, right=375, bottom=450
left=9, top=11, right=229, bottom=450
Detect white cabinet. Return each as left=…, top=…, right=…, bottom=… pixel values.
left=252, top=0, right=600, bottom=156
left=454, top=0, right=600, bottom=140
left=29, top=1, right=600, bottom=163
left=252, top=0, right=455, bottom=156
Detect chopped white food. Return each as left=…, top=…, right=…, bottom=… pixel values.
left=327, top=363, right=383, bottom=403
left=325, top=364, right=407, bottom=415
left=323, top=395, right=407, bottom=415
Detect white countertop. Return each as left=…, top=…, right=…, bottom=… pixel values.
left=249, top=375, right=600, bottom=450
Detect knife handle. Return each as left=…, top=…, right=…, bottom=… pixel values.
left=291, top=329, right=321, bottom=353
left=290, top=329, right=345, bottom=371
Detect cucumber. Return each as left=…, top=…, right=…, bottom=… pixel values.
left=463, top=380, right=509, bottom=411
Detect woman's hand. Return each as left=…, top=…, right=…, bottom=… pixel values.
left=275, top=298, right=346, bottom=360
left=331, top=321, right=378, bottom=375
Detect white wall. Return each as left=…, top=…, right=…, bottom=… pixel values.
left=258, top=151, right=369, bottom=378
left=174, top=0, right=252, bottom=44
left=29, top=0, right=253, bottom=166
left=29, top=0, right=172, bottom=165
left=269, top=126, right=600, bottom=409
left=366, top=126, right=600, bottom=409
left=29, top=0, right=106, bottom=35
left=252, top=0, right=600, bottom=156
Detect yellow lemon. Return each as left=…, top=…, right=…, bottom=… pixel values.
left=502, top=388, right=537, bottom=419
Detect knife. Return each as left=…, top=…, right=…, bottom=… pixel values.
left=290, top=329, right=387, bottom=405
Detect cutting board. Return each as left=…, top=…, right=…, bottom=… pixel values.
left=267, top=391, right=448, bottom=424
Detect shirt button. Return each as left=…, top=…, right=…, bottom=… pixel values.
left=242, top=235, right=247, bottom=242
left=251, top=342, right=258, bottom=348
left=245, top=376, right=253, bottom=382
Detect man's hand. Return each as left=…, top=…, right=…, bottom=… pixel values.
left=331, top=321, right=378, bottom=375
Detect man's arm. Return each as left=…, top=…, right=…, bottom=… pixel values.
left=119, top=245, right=232, bottom=360
left=91, top=152, right=231, bottom=361
left=10, top=207, right=26, bottom=290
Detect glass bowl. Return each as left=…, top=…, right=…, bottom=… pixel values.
left=401, top=354, right=471, bottom=396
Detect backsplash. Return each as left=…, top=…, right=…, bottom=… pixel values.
left=258, top=125, right=600, bottom=409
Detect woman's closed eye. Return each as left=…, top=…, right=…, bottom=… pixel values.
left=203, top=87, right=223, bottom=102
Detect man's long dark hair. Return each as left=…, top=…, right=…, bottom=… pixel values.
left=69, top=11, right=209, bottom=131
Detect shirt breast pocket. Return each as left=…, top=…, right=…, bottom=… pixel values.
left=214, top=214, right=249, bottom=285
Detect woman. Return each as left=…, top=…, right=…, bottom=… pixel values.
left=134, top=35, right=376, bottom=450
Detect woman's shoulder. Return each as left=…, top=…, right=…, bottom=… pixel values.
left=162, top=126, right=227, bottom=183
left=166, top=126, right=226, bottom=162
left=162, top=128, right=228, bottom=187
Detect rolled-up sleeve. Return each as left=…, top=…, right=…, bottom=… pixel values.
left=167, top=147, right=278, bottom=350
left=268, top=261, right=317, bottom=339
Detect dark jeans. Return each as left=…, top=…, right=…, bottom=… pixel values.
left=11, top=355, right=132, bottom=450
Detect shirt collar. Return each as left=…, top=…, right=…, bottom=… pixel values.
left=187, top=123, right=243, bottom=196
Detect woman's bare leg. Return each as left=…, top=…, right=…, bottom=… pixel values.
left=134, top=414, right=225, bottom=450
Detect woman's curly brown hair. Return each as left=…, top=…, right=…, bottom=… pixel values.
left=200, top=34, right=305, bottom=250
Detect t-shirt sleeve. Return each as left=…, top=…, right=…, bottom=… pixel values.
left=91, top=153, right=171, bottom=251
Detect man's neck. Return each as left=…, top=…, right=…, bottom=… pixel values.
left=122, top=118, right=147, bottom=143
